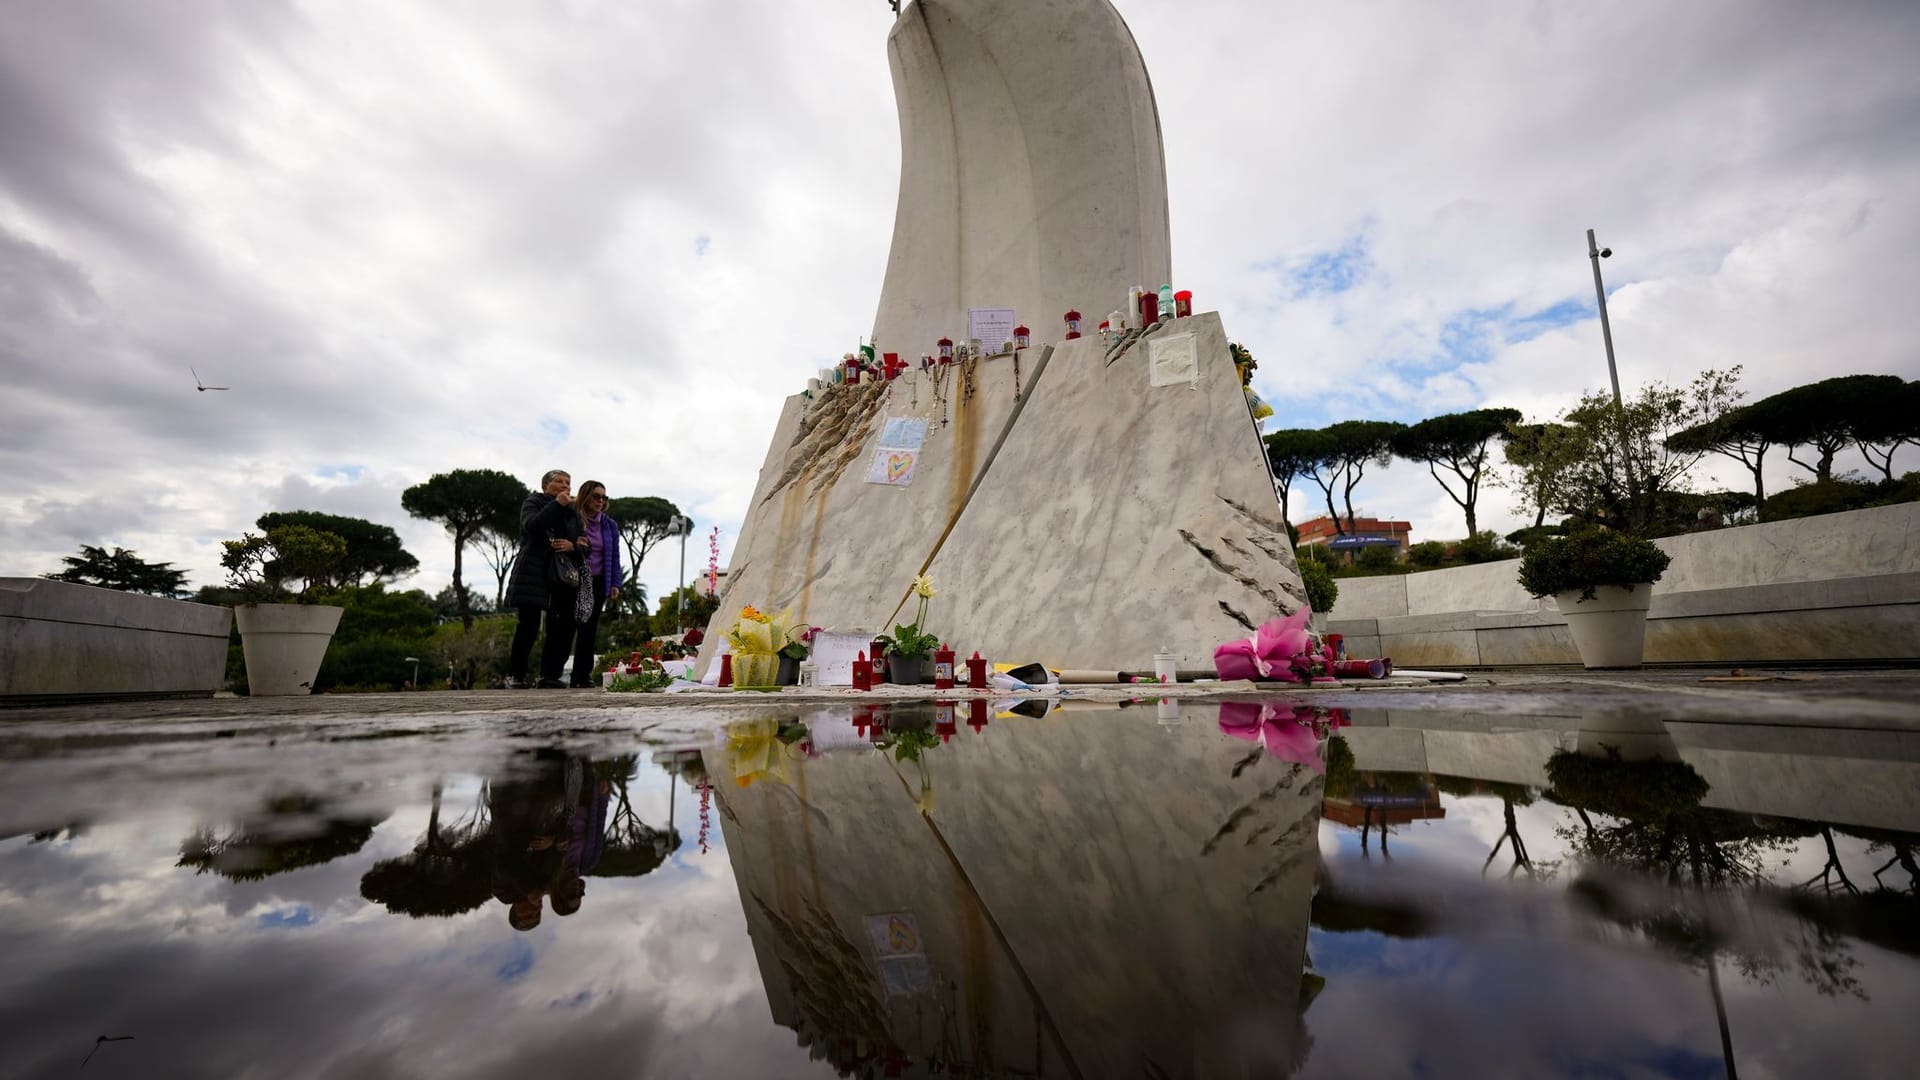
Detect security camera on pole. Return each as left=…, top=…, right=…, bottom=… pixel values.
left=1586, top=228, right=1622, bottom=407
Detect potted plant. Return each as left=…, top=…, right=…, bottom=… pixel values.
left=1518, top=526, right=1672, bottom=669
left=877, top=575, right=940, bottom=684
left=222, top=525, right=348, bottom=695
left=777, top=625, right=818, bottom=686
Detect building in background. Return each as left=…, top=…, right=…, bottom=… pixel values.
left=1294, top=516, right=1413, bottom=560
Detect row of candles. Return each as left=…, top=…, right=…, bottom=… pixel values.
left=817, top=284, right=1196, bottom=388
left=710, top=642, right=989, bottom=691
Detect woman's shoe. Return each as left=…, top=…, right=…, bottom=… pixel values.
left=536, top=679, right=568, bottom=689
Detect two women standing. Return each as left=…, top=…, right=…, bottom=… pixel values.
left=504, top=470, right=623, bottom=688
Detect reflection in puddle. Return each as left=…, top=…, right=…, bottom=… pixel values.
left=0, top=700, right=1916, bottom=1077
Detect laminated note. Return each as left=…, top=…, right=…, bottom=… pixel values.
left=876, top=416, right=928, bottom=451
left=1148, top=331, right=1199, bottom=388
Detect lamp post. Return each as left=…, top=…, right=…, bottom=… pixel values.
left=1586, top=228, right=1623, bottom=407
left=671, top=515, right=693, bottom=634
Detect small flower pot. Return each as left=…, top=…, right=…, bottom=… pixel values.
left=1553, top=584, right=1654, bottom=669
left=234, top=603, right=344, bottom=696
left=776, top=655, right=800, bottom=686
left=886, top=654, right=928, bottom=685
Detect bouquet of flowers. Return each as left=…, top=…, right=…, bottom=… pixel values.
left=1217, top=702, right=1350, bottom=772
left=1212, top=606, right=1338, bottom=685
left=725, top=606, right=805, bottom=687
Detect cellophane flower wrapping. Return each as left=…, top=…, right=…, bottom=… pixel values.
left=1212, top=608, right=1338, bottom=684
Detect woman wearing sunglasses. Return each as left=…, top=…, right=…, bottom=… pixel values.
left=570, top=480, right=623, bottom=687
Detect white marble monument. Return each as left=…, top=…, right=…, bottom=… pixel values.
left=697, top=0, right=1302, bottom=676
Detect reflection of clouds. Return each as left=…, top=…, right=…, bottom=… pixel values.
left=0, top=762, right=829, bottom=1079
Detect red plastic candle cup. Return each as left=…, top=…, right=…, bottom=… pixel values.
left=933, top=643, right=955, bottom=689
left=1174, top=290, right=1193, bottom=318
left=1064, top=310, right=1082, bottom=340
left=966, top=650, right=987, bottom=690
left=853, top=651, right=871, bottom=691
left=937, top=337, right=954, bottom=361
left=1138, top=292, right=1158, bottom=327
left=718, top=653, right=733, bottom=688
left=1014, top=325, right=1030, bottom=350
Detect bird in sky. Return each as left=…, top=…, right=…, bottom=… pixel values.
left=81, top=1035, right=136, bottom=1069
left=191, top=367, right=229, bottom=391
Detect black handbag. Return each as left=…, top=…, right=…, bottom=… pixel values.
left=549, top=535, right=582, bottom=588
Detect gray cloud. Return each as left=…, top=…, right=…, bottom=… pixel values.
left=3, top=0, right=1918, bottom=594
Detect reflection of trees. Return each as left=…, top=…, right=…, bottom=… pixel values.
left=593, top=755, right=680, bottom=877
left=360, top=782, right=494, bottom=917
left=1546, top=750, right=1801, bottom=889
left=178, top=794, right=383, bottom=881
left=1546, top=749, right=1865, bottom=1003
left=1434, top=776, right=1544, bottom=880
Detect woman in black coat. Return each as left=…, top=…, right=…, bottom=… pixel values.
left=505, top=469, right=589, bottom=688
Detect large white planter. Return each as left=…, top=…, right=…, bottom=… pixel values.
left=1553, top=584, right=1653, bottom=669
left=234, top=604, right=343, bottom=696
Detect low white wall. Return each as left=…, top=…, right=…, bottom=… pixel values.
left=1324, top=504, right=1920, bottom=667
left=0, top=578, right=232, bottom=701
left=1330, top=503, right=1920, bottom=621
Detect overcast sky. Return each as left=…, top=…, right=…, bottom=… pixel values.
left=4, top=0, right=1917, bottom=606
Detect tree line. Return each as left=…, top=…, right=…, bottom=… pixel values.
left=43, top=468, right=709, bottom=691
left=1264, top=369, right=1920, bottom=544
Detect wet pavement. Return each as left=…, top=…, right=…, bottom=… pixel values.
left=2, top=672, right=1917, bottom=1078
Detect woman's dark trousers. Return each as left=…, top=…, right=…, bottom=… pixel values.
left=509, top=594, right=578, bottom=684
left=570, top=578, right=610, bottom=686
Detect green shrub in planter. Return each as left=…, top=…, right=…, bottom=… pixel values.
left=1517, top=526, right=1671, bottom=602
left=1407, top=540, right=1448, bottom=568
left=1298, top=558, right=1338, bottom=614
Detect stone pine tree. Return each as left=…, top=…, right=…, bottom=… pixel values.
left=254, top=511, right=419, bottom=586
left=401, top=469, right=527, bottom=629
left=1848, top=378, right=1920, bottom=483
left=1389, top=407, right=1522, bottom=537
left=1745, top=374, right=1910, bottom=482
left=1310, top=421, right=1405, bottom=535
left=1263, top=428, right=1328, bottom=526
left=606, top=496, right=685, bottom=619
left=1667, top=407, right=1775, bottom=510
left=45, top=545, right=189, bottom=596
left=471, top=503, right=524, bottom=610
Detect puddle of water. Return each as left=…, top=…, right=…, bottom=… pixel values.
left=1, top=698, right=1915, bottom=1078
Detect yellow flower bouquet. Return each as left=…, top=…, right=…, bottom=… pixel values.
left=724, top=605, right=804, bottom=689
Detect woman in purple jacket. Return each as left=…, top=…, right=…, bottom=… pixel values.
left=569, top=480, right=623, bottom=687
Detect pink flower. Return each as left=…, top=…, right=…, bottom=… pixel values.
left=1213, top=607, right=1313, bottom=682
left=1216, top=701, right=1328, bottom=773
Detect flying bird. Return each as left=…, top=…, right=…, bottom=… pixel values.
left=192, top=367, right=229, bottom=391
left=81, top=1035, right=136, bottom=1069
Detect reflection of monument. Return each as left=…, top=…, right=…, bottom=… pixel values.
left=699, top=0, right=1303, bottom=674
left=708, top=706, right=1324, bottom=1077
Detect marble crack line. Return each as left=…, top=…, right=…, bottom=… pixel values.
left=1218, top=599, right=1257, bottom=632
left=1201, top=769, right=1304, bottom=856
left=1180, top=528, right=1292, bottom=612
left=1219, top=493, right=1288, bottom=536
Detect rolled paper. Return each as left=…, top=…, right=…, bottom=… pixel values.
left=1055, top=669, right=1126, bottom=684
